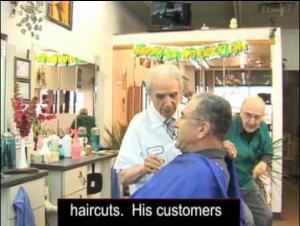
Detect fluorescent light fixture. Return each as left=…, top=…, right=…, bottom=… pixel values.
left=200, top=60, right=210, bottom=69
left=191, top=60, right=201, bottom=69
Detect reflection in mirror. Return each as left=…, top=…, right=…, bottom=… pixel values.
left=33, top=51, right=98, bottom=138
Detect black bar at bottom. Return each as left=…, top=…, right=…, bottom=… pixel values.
left=58, top=199, right=240, bottom=225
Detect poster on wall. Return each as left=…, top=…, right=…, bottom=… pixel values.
left=47, top=1, right=73, bottom=30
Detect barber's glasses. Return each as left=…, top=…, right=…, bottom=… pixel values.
left=242, top=111, right=263, bottom=121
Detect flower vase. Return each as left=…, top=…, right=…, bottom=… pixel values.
left=16, top=137, right=28, bottom=169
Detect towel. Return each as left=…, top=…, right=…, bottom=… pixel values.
left=111, top=167, right=122, bottom=198
left=13, top=186, right=36, bottom=226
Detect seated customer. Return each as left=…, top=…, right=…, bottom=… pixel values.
left=131, top=93, right=244, bottom=224
left=70, top=108, right=96, bottom=140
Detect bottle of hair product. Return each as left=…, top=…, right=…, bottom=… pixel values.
left=71, top=129, right=82, bottom=160
left=91, top=127, right=100, bottom=151
left=50, top=133, right=60, bottom=153
left=62, top=132, right=72, bottom=158
left=58, top=138, right=64, bottom=159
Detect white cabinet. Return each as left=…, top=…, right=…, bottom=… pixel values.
left=63, top=165, right=87, bottom=196
left=43, top=65, right=59, bottom=89
left=36, top=154, right=117, bottom=226
left=65, top=189, right=87, bottom=199
left=47, top=165, right=89, bottom=205
left=1, top=177, right=46, bottom=226
left=46, top=166, right=89, bottom=226
left=59, top=66, right=77, bottom=90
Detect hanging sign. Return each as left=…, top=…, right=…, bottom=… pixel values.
left=133, top=40, right=248, bottom=62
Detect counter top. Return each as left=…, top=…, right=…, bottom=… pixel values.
left=1, top=170, right=48, bottom=188
left=30, top=151, right=118, bottom=171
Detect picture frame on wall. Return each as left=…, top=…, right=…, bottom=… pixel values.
left=15, top=79, right=31, bottom=102
left=47, top=1, right=73, bottom=30
left=14, top=57, right=31, bottom=80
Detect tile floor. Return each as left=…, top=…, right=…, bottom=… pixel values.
left=273, top=176, right=299, bottom=226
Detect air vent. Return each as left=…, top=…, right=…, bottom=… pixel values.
left=259, top=2, right=294, bottom=15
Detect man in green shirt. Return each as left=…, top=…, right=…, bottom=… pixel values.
left=226, top=96, right=273, bottom=226
left=71, top=108, right=96, bottom=141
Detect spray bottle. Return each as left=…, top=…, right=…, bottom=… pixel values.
left=71, top=129, right=82, bottom=160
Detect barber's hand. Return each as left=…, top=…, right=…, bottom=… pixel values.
left=252, top=161, right=267, bottom=179
left=223, top=140, right=237, bottom=159
left=144, top=154, right=165, bottom=174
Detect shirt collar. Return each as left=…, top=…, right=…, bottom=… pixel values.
left=196, top=148, right=225, bottom=160
left=147, top=103, right=181, bottom=129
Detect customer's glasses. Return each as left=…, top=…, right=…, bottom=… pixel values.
left=179, top=112, right=204, bottom=123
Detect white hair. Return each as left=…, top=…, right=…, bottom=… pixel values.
left=145, top=64, right=183, bottom=95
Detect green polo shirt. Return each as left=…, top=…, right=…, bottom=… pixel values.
left=71, top=115, right=96, bottom=137
left=227, top=115, right=273, bottom=191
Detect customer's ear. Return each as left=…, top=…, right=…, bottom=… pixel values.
left=197, top=121, right=210, bottom=139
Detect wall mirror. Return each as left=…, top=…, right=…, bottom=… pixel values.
left=1, top=33, right=8, bottom=135
left=33, top=49, right=99, bottom=136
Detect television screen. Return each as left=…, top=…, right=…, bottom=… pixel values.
left=150, top=1, right=192, bottom=28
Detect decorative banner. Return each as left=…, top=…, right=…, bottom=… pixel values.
left=133, top=40, right=249, bottom=62
left=35, top=53, right=88, bottom=66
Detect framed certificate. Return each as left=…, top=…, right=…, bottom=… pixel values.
left=15, top=57, right=31, bottom=79
left=15, top=79, right=31, bottom=102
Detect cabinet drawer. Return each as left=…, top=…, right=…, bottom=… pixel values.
left=33, top=207, right=46, bottom=226
left=65, top=189, right=87, bottom=199
left=8, top=178, right=45, bottom=219
left=63, top=166, right=87, bottom=196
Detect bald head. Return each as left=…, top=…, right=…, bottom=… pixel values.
left=240, top=96, right=266, bottom=133
left=241, top=96, right=265, bottom=115
left=79, top=108, right=88, bottom=115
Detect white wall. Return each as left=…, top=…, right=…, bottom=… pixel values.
left=282, top=29, right=299, bottom=70
left=113, top=27, right=273, bottom=45
left=1, top=1, right=147, bottom=139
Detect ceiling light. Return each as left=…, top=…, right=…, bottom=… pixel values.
left=191, top=60, right=201, bottom=69
left=200, top=60, right=210, bottom=69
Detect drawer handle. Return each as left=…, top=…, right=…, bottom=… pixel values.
left=78, top=171, right=86, bottom=186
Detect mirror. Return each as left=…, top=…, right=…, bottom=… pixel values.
left=33, top=49, right=99, bottom=137
left=1, top=33, right=8, bottom=135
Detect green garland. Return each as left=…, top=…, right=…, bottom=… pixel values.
left=133, top=40, right=249, bottom=62
left=35, top=53, right=88, bottom=66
